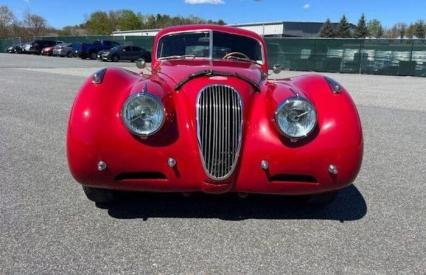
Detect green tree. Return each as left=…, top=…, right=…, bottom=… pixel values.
left=377, top=25, right=384, bottom=38
left=319, top=18, right=335, bottom=37
left=405, top=23, right=416, bottom=38
left=336, top=15, right=352, bottom=38
left=414, top=20, right=425, bottom=38
left=116, top=10, right=141, bottom=31
left=353, top=14, right=369, bottom=38
left=85, top=11, right=113, bottom=35
left=82, top=10, right=226, bottom=34
left=367, top=19, right=384, bottom=38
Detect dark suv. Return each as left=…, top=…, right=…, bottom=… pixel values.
left=23, top=40, right=60, bottom=54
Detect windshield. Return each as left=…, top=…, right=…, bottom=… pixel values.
left=157, top=31, right=263, bottom=64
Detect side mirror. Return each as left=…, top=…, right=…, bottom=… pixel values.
left=272, top=64, right=282, bottom=74
left=136, top=58, right=146, bottom=69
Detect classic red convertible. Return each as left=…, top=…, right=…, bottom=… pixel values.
left=67, top=25, right=363, bottom=205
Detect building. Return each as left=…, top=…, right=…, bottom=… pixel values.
left=111, top=21, right=348, bottom=38
left=112, top=28, right=161, bottom=37
left=231, top=21, right=349, bottom=37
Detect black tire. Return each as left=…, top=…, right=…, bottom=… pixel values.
left=67, top=51, right=72, bottom=58
left=112, top=55, right=119, bottom=62
left=82, top=186, right=117, bottom=204
left=89, top=51, right=97, bottom=60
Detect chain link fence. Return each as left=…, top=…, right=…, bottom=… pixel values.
left=2, top=36, right=426, bottom=77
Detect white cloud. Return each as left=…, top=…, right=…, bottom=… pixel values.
left=303, top=3, right=310, bottom=9
left=185, top=0, right=225, bottom=4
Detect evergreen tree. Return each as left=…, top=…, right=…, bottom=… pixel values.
left=414, top=20, right=425, bottom=38
left=377, top=25, right=384, bottom=38
left=354, top=14, right=369, bottom=38
left=319, top=19, right=335, bottom=37
left=336, top=15, right=352, bottom=38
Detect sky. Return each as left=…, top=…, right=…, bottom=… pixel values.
left=2, top=0, right=426, bottom=29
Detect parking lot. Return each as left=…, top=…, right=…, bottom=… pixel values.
left=0, top=53, right=425, bottom=274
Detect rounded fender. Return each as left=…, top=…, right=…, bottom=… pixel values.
left=66, top=68, right=165, bottom=185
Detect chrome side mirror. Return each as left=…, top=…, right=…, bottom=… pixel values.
left=272, top=64, right=282, bottom=74
left=136, top=58, right=146, bottom=69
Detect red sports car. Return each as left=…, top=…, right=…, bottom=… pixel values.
left=67, top=25, right=363, bottom=205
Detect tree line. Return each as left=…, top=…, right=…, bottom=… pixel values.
left=320, top=14, right=426, bottom=39
left=80, top=11, right=225, bottom=35
left=0, top=5, right=225, bottom=39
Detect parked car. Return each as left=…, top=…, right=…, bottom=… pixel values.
left=23, top=40, right=62, bottom=54
left=76, top=40, right=120, bottom=59
left=6, top=43, right=23, bottom=53
left=67, top=25, right=363, bottom=205
left=41, top=46, right=55, bottom=56
left=97, top=45, right=151, bottom=62
left=53, top=43, right=78, bottom=57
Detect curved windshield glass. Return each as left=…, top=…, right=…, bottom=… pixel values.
left=157, top=31, right=263, bottom=64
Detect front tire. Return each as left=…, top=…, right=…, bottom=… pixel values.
left=112, top=55, right=119, bottom=62
left=82, top=186, right=117, bottom=204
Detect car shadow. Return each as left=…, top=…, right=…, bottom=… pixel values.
left=98, top=185, right=367, bottom=222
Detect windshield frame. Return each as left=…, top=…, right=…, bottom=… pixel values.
left=156, top=29, right=265, bottom=65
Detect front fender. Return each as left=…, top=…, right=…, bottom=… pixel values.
left=67, top=68, right=143, bottom=185
left=233, top=75, right=363, bottom=194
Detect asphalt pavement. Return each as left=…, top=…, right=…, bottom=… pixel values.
left=0, top=53, right=425, bottom=274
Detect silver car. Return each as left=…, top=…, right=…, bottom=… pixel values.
left=52, top=43, right=74, bottom=57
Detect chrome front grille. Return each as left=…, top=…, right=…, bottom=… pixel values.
left=197, top=85, right=243, bottom=180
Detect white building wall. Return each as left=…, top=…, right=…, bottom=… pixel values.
left=111, top=23, right=285, bottom=37
left=233, top=23, right=284, bottom=36
left=112, top=30, right=160, bottom=37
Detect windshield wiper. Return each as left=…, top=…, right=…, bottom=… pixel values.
left=158, top=55, right=197, bottom=60
left=175, top=69, right=260, bottom=92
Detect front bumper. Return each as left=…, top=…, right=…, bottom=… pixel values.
left=68, top=114, right=362, bottom=195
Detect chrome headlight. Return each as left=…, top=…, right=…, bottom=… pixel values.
left=122, top=93, right=165, bottom=137
left=275, top=97, right=317, bottom=138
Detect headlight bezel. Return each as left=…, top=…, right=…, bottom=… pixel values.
left=274, top=96, right=317, bottom=139
left=121, top=92, right=166, bottom=137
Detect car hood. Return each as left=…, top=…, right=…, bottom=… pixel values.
left=156, top=59, right=264, bottom=87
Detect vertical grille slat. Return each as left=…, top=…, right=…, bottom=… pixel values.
left=197, top=85, right=242, bottom=180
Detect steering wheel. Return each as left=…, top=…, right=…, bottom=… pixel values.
left=223, top=51, right=250, bottom=61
